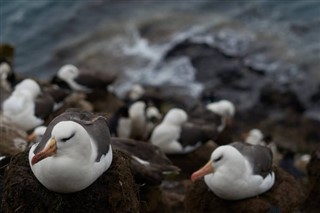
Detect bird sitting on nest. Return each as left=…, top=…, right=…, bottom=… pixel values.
left=51, top=64, right=116, bottom=92
left=204, top=99, right=235, bottom=133
left=51, top=64, right=121, bottom=112
left=2, top=78, right=55, bottom=131
left=28, top=108, right=113, bottom=193
left=3, top=108, right=140, bottom=212
left=108, top=101, right=162, bottom=140
left=150, top=108, right=191, bottom=154
left=191, top=142, right=275, bottom=200
left=150, top=107, right=221, bottom=154
left=3, top=150, right=139, bottom=212
left=186, top=142, right=304, bottom=212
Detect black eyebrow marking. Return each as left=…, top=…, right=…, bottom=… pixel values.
left=214, top=155, right=223, bottom=162
left=61, top=132, right=75, bottom=142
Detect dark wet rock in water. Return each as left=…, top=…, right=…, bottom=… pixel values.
left=213, top=29, right=256, bottom=58
left=310, top=84, right=320, bottom=107
left=1, top=150, right=139, bottom=213
left=162, top=34, right=317, bottom=114
left=160, top=35, right=320, bottom=154
left=184, top=166, right=304, bottom=213
left=164, top=40, right=245, bottom=84
left=302, top=150, right=320, bottom=213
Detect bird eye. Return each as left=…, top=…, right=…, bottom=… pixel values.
left=213, top=155, right=223, bottom=162
left=61, top=132, right=75, bottom=142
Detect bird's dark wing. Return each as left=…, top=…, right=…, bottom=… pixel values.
left=231, top=142, right=273, bottom=178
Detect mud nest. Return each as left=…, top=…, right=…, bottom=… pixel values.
left=1, top=150, right=139, bottom=213
left=301, top=149, right=320, bottom=213
left=184, top=166, right=304, bottom=213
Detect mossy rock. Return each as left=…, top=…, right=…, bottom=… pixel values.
left=1, top=150, right=139, bottom=213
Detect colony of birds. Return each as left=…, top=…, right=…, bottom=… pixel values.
left=0, top=49, right=318, bottom=213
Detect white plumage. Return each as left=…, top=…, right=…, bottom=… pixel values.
left=29, top=120, right=112, bottom=193
left=191, top=143, right=275, bottom=200
left=245, top=129, right=266, bottom=146
left=2, top=79, right=43, bottom=131
left=150, top=108, right=187, bottom=154
left=206, top=100, right=235, bottom=132
left=57, top=64, right=91, bottom=92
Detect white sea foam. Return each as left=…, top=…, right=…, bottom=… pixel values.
left=114, top=27, right=207, bottom=98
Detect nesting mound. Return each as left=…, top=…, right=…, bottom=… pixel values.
left=184, top=166, right=304, bottom=213
left=302, top=149, right=320, bottom=213
left=168, top=142, right=216, bottom=179
left=139, top=185, right=172, bottom=213
left=1, top=150, right=139, bottom=213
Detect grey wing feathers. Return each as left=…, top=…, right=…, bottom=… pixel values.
left=231, top=142, right=273, bottom=178
left=79, top=116, right=111, bottom=161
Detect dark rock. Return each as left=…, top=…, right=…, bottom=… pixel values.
left=184, top=166, right=304, bottom=213
left=1, top=150, right=139, bottom=213
left=164, top=41, right=214, bottom=60
left=303, top=110, right=320, bottom=144
left=213, top=29, right=255, bottom=57
left=259, top=83, right=306, bottom=113
left=310, top=84, right=320, bottom=103
left=0, top=44, right=15, bottom=64
left=164, top=40, right=244, bottom=84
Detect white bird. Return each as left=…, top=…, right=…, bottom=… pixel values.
left=56, top=64, right=92, bottom=92
left=206, top=100, right=235, bottom=132
left=245, top=129, right=266, bottom=146
left=144, top=105, right=162, bottom=140
left=191, top=142, right=275, bottom=200
left=53, top=64, right=115, bottom=93
left=128, top=101, right=147, bottom=140
left=29, top=109, right=112, bottom=193
left=150, top=108, right=188, bottom=154
left=2, top=79, right=44, bottom=131
left=127, top=84, right=145, bottom=101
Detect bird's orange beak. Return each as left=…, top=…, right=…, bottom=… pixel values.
left=191, top=160, right=214, bottom=182
left=31, top=138, right=57, bottom=165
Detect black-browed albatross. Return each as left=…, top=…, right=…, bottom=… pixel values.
left=191, top=142, right=275, bottom=200
left=29, top=108, right=112, bottom=193
left=51, top=64, right=115, bottom=92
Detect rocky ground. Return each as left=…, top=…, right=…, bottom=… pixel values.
left=1, top=21, right=320, bottom=211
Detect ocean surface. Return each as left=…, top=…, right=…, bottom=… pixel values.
left=1, top=0, right=320, bottom=95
